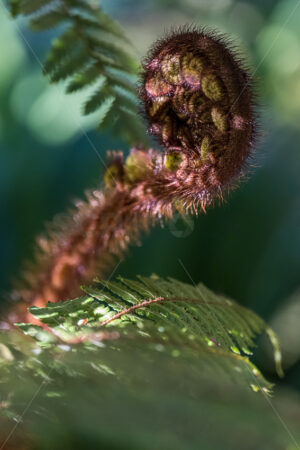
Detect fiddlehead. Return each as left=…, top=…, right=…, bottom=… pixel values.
left=141, top=28, right=256, bottom=201
left=9, top=28, right=257, bottom=323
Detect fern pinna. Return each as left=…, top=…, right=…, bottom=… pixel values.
left=0, top=277, right=289, bottom=449
left=6, top=3, right=257, bottom=323
left=10, top=0, right=147, bottom=144
left=13, top=276, right=277, bottom=391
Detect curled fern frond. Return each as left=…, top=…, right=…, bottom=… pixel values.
left=8, top=28, right=258, bottom=328
left=9, top=0, right=147, bottom=145
left=140, top=27, right=257, bottom=202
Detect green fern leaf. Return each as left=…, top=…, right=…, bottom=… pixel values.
left=83, top=82, right=110, bottom=115
left=66, top=64, right=103, bottom=93
left=15, top=275, right=282, bottom=393
left=30, top=10, right=67, bottom=31
left=104, top=67, right=139, bottom=92
left=65, top=0, right=96, bottom=16
left=12, top=0, right=54, bottom=16
left=43, top=29, right=82, bottom=73
left=50, top=48, right=90, bottom=82
left=112, top=85, right=139, bottom=108
left=97, top=102, right=118, bottom=130
left=9, top=0, right=148, bottom=146
left=0, top=276, right=290, bottom=449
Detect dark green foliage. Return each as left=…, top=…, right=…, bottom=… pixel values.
left=6, top=276, right=282, bottom=389
left=0, top=276, right=295, bottom=449
left=9, top=0, right=148, bottom=145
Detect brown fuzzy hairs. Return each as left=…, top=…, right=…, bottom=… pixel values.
left=7, top=27, right=257, bottom=324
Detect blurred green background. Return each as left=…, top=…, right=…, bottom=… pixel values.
left=1, top=0, right=300, bottom=389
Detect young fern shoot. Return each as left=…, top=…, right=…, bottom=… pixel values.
left=10, top=28, right=257, bottom=323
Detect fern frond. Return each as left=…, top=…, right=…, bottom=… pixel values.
left=7, top=27, right=260, bottom=338
left=16, top=275, right=282, bottom=392
left=84, top=92, right=115, bottom=120
left=30, top=9, right=67, bottom=31
left=11, top=0, right=54, bottom=16
left=9, top=0, right=148, bottom=145
left=0, top=276, right=290, bottom=448
left=50, top=48, right=90, bottom=82
left=66, top=63, right=101, bottom=93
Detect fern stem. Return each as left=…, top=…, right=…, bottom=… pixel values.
left=10, top=148, right=212, bottom=323
left=100, top=296, right=242, bottom=326
left=7, top=25, right=257, bottom=325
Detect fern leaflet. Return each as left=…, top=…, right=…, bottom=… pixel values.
left=0, top=276, right=287, bottom=448
left=9, top=0, right=148, bottom=145
left=14, top=275, right=282, bottom=393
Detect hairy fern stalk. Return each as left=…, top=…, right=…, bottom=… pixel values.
left=8, top=22, right=257, bottom=325
left=7, top=0, right=271, bottom=384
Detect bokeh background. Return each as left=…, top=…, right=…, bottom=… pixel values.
left=1, top=0, right=300, bottom=391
